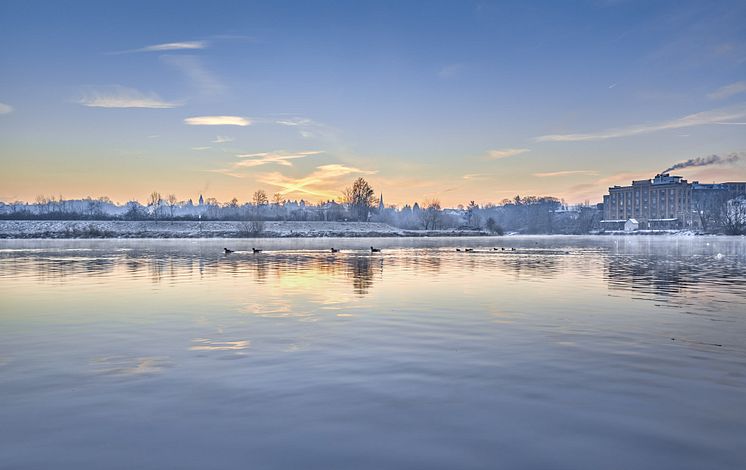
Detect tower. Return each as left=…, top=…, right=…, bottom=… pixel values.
left=379, top=194, right=384, bottom=211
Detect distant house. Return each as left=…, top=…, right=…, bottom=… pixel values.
left=624, top=218, right=639, bottom=232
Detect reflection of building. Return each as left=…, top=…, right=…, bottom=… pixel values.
left=601, top=173, right=746, bottom=230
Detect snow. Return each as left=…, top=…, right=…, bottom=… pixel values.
left=0, top=220, right=489, bottom=239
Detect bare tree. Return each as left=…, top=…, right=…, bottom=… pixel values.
left=239, top=219, right=265, bottom=237
left=148, top=191, right=162, bottom=222
left=693, top=190, right=728, bottom=232
left=420, top=198, right=442, bottom=230
left=166, top=194, right=178, bottom=222
left=723, top=198, right=746, bottom=235
left=342, top=178, right=376, bottom=221
left=35, top=195, right=47, bottom=214
left=272, top=192, right=283, bottom=205
left=205, top=197, right=220, bottom=219
left=251, top=190, right=268, bottom=220
left=253, top=190, right=268, bottom=206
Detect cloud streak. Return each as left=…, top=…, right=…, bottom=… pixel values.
left=113, top=41, right=207, bottom=54
left=259, top=164, right=377, bottom=199
left=78, top=86, right=180, bottom=108
left=185, top=116, right=250, bottom=126
left=708, top=81, right=746, bottom=100
left=536, top=105, right=746, bottom=142
left=0, top=102, right=12, bottom=114
left=462, top=173, right=492, bottom=180
left=273, top=116, right=337, bottom=140
left=487, top=148, right=530, bottom=159
left=162, top=55, right=224, bottom=95
left=275, top=118, right=315, bottom=127
left=533, top=170, right=599, bottom=177
left=234, top=150, right=323, bottom=168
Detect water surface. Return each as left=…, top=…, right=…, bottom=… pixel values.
left=1, top=236, right=745, bottom=469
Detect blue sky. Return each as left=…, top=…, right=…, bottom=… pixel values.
left=1, top=0, right=745, bottom=205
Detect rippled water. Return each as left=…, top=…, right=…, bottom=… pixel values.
left=1, top=236, right=745, bottom=469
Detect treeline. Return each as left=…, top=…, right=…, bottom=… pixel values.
left=0, top=178, right=605, bottom=234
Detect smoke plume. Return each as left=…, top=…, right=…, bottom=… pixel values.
left=662, top=153, right=740, bottom=173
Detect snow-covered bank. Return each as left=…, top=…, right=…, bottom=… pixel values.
left=0, top=220, right=490, bottom=239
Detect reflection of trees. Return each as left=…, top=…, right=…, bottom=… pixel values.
left=0, top=254, right=117, bottom=283
left=0, top=248, right=575, bottom=295
left=348, top=255, right=375, bottom=295
left=491, top=254, right=561, bottom=279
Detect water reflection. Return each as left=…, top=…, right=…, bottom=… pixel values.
left=91, top=356, right=170, bottom=376
left=2, top=237, right=745, bottom=470
left=1, top=238, right=745, bottom=307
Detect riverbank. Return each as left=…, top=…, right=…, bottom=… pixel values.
left=0, top=220, right=490, bottom=238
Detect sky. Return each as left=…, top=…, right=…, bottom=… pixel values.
left=1, top=0, right=745, bottom=206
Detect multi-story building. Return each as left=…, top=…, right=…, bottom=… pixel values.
left=602, top=173, right=746, bottom=230
left=603, top=173, right=693, bottom=229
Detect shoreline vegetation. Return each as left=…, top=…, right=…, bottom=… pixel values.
left=0, top=220, right=492, bottom=239
left=6, top=177, right=744, bottom=236
left=0, top=220, right=722, bottom=239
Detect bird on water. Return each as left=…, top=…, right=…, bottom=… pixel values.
left=223, top=248, right=234, bottom=254
left=252, top=248, right=262, bottom=253
left=330, top=248, right=340, bottom=253
left=370, top=246, right=381, bottom=252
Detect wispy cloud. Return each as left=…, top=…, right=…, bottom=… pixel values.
left=708, top=81, right=746, bottom=100
left=0, top=102, right=12, bottom=114
left=210, top=150, right=324, bottom=179
left=274, top=116, right=335, bottom=140
left=234, top=150, right=322, bottom=168
left=536, top=105, right=746, bottom=142
left=533, top=170, right=599, bottom=177
left=487, top=148, right=530, bottom=159
left=259, top=164, right=377, bottom=198
left=275, top=118, right=315, bottom=127
left=192, top=146, right=211, bottom=151
left=185, top=116, right=250, bottom=126
left=438, top=63, right=464, bottom=79
left=113, top=40, right=207, bottom=54
left=212, top=136, right=234, bottom=144
left=162, top=55, right=224, bottom=95
left=78, top=86, right=180, bottom=108
left=462, top=173, right=492, bottom=180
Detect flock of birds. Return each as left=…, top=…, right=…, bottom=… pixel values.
left=223, top=246, right=518, bottom=255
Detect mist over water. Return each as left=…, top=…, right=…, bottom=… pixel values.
left=1, top=237, right=745, bottom=470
